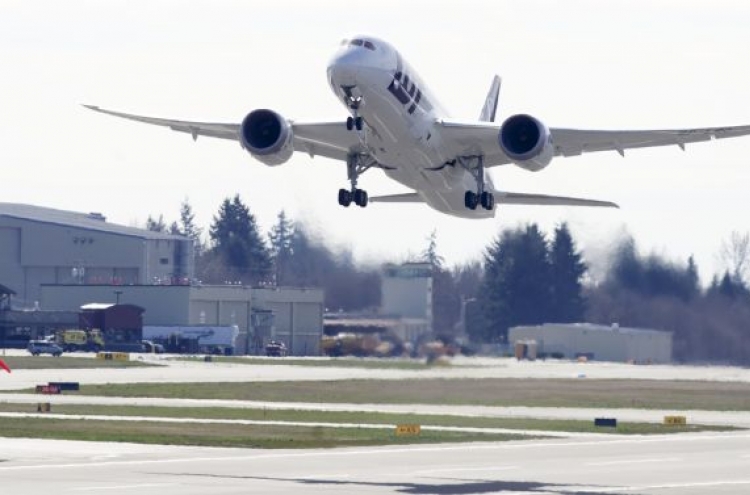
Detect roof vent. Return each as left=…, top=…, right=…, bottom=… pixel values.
left=88, top=212, right=106, bottom=221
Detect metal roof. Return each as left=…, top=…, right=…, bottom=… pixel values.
left=518, top=322, right=671, bottom=337
left=0, top=202, right=186, bottom=241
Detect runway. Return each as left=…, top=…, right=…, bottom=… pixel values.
left=3, top=355, right=750, bottom=492
left=2, top=432, right=750, bottom=494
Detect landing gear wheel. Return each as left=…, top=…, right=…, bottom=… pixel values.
left=353, top=188, right=368, bottom=207
left=346, top=116, right=364, bottom=131
left=480, top=191, right=495, bottom=210
left=338, top=188, right=352, bottom=207
left=464, top=191, right=479, bottom=210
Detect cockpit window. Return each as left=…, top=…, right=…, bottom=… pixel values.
left=347, top=39, right=376, bottom=51
left=340, top=39, right=348, bottom=46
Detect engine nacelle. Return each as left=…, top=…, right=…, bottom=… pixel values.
left=499, top=114, right=554, bottom=171
left=239, top=109, right=293, bottom=166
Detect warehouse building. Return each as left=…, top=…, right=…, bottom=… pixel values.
left=0, top=202, right=325, bottom=356
left=40, top=284, right=324, bottom=356
left=0, top=203, right=192, bottom=306
left=509, top=323, right=672, bottom=364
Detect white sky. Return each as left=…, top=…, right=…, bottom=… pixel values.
left=2, top=1, right=750, bottom=283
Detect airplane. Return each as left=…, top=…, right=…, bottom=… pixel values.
left=85, top=35, right=750, bottom=219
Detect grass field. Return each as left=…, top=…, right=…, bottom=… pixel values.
left=0, top=356, right=156, bottom=370
left=0, top=402, right=720, bottom=435
left=70, top=378, right=750, bottom=411
left=0, top=415, right=531, bottom=449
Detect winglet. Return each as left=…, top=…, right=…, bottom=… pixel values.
left=479, top=75, right=501, bottom=122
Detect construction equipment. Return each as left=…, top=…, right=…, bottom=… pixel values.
left=55, top=329, right=105, bottom=352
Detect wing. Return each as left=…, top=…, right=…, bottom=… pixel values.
left=83, top=105, right=360, bottom=162
left=437, top=119, right=750, bottom=167
left=551, top=125, right=750, bottom=157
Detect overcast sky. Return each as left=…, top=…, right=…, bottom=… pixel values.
left=2, top=1, right=750, bottom=282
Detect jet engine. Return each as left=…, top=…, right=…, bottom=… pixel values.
left=239, top=109, right=294, bottom=166
left=499, top=114, right=554, bottom=171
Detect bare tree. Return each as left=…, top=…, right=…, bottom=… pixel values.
left=719, top=231, right=750, bottom=283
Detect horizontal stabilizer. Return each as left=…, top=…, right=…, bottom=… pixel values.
left=369, top=192, right=424, bottom=203
left=495, top=191, right=619, bottom=208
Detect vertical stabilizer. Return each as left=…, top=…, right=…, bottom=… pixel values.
left=479, top=75, right=501, bottom=122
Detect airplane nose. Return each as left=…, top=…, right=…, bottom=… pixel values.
left=327, top=49, right=368, bottom=86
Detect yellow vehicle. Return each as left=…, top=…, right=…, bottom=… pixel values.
left=56, top=329, right=104, bottom=352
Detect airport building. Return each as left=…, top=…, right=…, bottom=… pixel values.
left=381, top=262, right=432, bottom=320
left=0, top=203, right=192, bottom=306
left=40, top=284, right=324, bottom=356
left=0, top=203, right=325, bottom=356
left=509, top=323, right=673, bottom=364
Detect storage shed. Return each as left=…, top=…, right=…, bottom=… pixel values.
left=509, top=323, right=672, bottom=364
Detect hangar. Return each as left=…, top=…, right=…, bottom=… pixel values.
left=509, top=323, right=672, bottom=364
left=0, top=203, right=324, bottom=356
left=0, top=202, right=192, bottom=305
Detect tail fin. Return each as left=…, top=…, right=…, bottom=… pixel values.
left=479, top=75, right=501, bottom=122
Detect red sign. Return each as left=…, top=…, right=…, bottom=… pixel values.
left=35, top=385, right=61, bottom=394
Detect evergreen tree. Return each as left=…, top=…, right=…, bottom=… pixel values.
left=179, top=198, right=204, bottom=257
left=420, top=231, right=458, bottom=334
left=549, top=223, right=587, bottom=322
left=477, top=224, right=551, bottom=342
left=146, top=214, right=166, bottom=232
left=209, top=195, right=271, bottom=283
left=421, top=230, right=444, bottom=270
left=268, top=210, right=295, bottom=285
left=684, top=255, right=700, bottom=300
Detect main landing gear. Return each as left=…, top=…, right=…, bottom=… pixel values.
left=338, top=153, right=374, bottom=208
left=459, top=155, right=494, bottom=211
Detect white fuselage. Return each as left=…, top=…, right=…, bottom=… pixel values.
left=327, top=36, right=495, bottom=218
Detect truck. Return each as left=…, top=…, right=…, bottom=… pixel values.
left=55, top=329, right=105, bottom=352
left=142, top=325, right=239, bottom=355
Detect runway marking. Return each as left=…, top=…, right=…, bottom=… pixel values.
left=586, top=457, right=681, bottom=467
left=68, top=483, right=177, bottom=491
left=414, top=465, right=518, bottom=475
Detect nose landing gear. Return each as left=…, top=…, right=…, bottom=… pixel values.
left=346, top=116, right=364, bottom=131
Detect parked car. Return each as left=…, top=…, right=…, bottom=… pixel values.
left=141, top=340, right=165, bottom=354
left=27, top=341, right=63, bottom=357
left=265, top=340, right=288, bottom=357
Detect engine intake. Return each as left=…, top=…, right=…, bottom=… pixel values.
left=499, top=114, right=553, bottom=171
left=239, top=109, right=293, bottom=166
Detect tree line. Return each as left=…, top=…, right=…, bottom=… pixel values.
left=150, top=196, right=750, bottom=364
